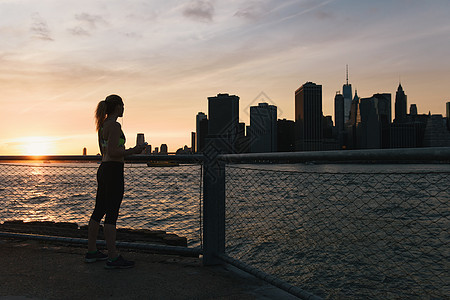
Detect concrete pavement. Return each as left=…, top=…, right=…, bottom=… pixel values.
left=0, top=237, right=299, bottom=300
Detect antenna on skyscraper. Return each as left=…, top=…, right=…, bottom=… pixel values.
left=346, top=64, right=349, bottom=85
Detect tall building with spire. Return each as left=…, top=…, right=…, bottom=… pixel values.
left=346, top=90, right=361, bottom=149
left=343, top=65, right=353, bottom=123
left=394, top=83, right=407, bottom=123
left=348, top=90, right=361, bottom=126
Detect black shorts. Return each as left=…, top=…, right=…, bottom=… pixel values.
left=91, top=161, right=124, bottom=225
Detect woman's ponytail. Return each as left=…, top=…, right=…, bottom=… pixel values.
left=95, top=100, right=107, bottom=131
left=95, top=95, right=123, bottom=131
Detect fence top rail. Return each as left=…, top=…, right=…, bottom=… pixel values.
left=0, top=154, right=205, bottom=163
left=2, top=147, right=450, bottom=163
left=217, top=147, right=450, bottom=163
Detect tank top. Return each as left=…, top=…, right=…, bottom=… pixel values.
left=100, top=126, right=126, bottom=149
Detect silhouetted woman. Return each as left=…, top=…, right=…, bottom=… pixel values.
left=86, top=94, right=145, bottom=268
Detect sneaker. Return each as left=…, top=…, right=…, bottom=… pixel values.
left=85, top=250, right=108, bottom=263
left=105, top=255, right=135, bottom=269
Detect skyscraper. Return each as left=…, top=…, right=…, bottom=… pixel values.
left=391, top=84, right=418, bottom=148
left=160, top=144, right=168, bottom=154
left=295, top=82, right=323, bottom=151
left=277, top=119, right=296, bottom=152
left=236, top=122, right=249, bottom=153
left=207, top=93, right=240, bottom=153
left=191, top=132, right=196, bottom=153
left=446, top=102, right=450, bottom=130
left=136, top=133, right=145, bottom=146
left=334, top=92, right=345, bottom=147
left=359, top=93, right=391, bottom=149
left=373, top=93, right=392, bottom=124
left=196, top=112, right=207, bottom=153
left=346, top=90, right=361, bottom=149
left=343, top=65, right=353, bottom=123
left=446, top=102, right=450, bottom=119
left=348, top=90, right=361, bottom=126
left=423, top=114, right=450, bottom=147
left=136, top=133, right=147, bottom=154
left=394, top=83, right=407, bottom=123
left=334, top=92, right=344, bottom=130
left=410, top=104, right=418, bottom=116
left=249, top=103, right=277, bottom=153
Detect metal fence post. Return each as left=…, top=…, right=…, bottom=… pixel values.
left=202, top=154, right=225, bottom=265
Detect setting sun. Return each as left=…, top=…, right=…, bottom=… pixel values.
left=21, top=137, right=56, bottom=156
left=1, top=1, right=449, bottom=156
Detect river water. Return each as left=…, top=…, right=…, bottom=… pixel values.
left=225, top=163, right=450, bottom=299
left=0, top=162, right=448, bottom=299
left=0, top=162, right=203, bottom=247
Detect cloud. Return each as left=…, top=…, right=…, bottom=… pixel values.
left=68, top=26, right=90, bottom=36
left=74, top=12, right=108, bottom=29
left=30, top=13, right=53, bottom=41
left=234, top=1, right=267, bottom=20
left=68, top=13, right=108, bottom=37
left=314, top=10, right=334, bottom=20
left=182, top=0, right=214, bottom=22
left=124, top=32, right=142, bottom=39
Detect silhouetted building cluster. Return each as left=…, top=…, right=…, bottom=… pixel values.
left=193, top=75, right=450, bottom=154
left=336, top=81, right=450, bottom=150
left=132, top=133, right=172, bottom=155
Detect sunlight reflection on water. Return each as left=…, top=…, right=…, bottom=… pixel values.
left=0, top=163, right=203, bottom=247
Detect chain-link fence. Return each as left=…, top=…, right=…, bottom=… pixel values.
left=225, top=164, right=450, bottom=299
left=1, top=151, right=450, bottom=299
left=0, top=161, right=203, bottom=248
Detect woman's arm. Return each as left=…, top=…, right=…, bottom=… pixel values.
left=97, top=130, right=104, bottom=156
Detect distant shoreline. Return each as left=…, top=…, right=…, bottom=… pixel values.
left=227, top=159, right=450, bottom=165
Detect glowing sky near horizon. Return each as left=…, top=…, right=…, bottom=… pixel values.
left=1, top=0, right=449, bottom=155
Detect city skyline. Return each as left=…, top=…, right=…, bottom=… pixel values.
left=1, top=1, right=450, bottom=155
left=199, top=83, right=450, bottom=154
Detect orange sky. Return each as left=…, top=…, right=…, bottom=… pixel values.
left=1, top=0, right=449, bottom=155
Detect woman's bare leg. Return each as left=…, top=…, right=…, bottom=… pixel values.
left=87, top=218, right=101, bottom=252
left=104, top=223, right=118, bottom=259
